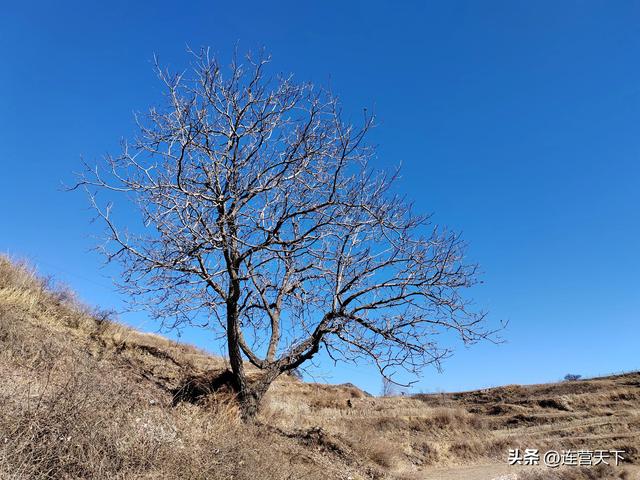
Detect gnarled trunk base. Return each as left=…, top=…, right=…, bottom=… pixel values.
left=238, top=389, right=263, bottom=420
left=235, top=371, right=279, bottom=420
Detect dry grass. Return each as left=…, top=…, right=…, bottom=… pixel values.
left=1, top=255, right=638, bottom=479
left=0, top=257, right=365, bottom=479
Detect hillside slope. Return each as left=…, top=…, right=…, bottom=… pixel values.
left=0, top=256, right=637, bottom=479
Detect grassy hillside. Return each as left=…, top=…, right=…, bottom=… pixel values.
left=0, top=256, right=637, bottom=479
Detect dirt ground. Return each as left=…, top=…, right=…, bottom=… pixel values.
left=416, top=464, right=639, bottom=480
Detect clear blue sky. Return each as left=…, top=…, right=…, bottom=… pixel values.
left=1, top=1, right=638, bottom=395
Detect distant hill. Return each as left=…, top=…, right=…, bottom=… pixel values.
left=0, top=255, right=637, bottom=479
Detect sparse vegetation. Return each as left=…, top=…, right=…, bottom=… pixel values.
left=1, top=256, right=638, bottom=479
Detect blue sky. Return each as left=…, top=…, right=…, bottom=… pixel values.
left=1, top=1, right=638, bottom=395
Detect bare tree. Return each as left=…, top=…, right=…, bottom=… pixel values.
left=75, top=48, right=496, bottom=419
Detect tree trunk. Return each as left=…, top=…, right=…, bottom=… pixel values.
left=226, top=290, right=253, bottom=418
left=227, top=298, right=278, bottom=419
left=227, top=275, right=281, bottom=420
left=237, top=388, right=262, bottom=420
left=236, top=368, right=280, bottom=420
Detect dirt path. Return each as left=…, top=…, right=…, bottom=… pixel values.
left=408, top=464, right=526, bottom=480
left=409, top=464, right=640, bottom=480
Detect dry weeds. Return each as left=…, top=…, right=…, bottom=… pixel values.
left=0, top=256, right=638, bottom=479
